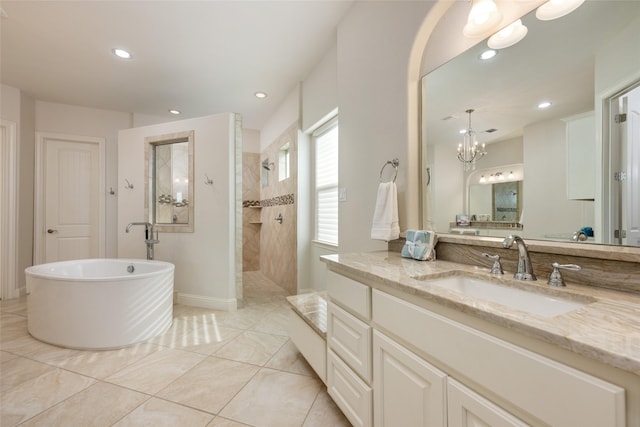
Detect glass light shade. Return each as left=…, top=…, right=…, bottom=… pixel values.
left=488, top=19, right=528, bottom=49
left=463, top=0, right=503, bottom=38
left=536, top=0, right=585, bottom=21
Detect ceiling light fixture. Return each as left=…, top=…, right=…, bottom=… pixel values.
left=479, top=175, right=486, bottom=183
left=479, top=49, right=497, bottom=61
left=169, top=109, right=181, bottom=115
left=489, top=174, right=495, bottom=182
left=463, top=0, right=503, bottom=38
left=457, top=109, right=487, bottom=171
left=538, top=101, right=552, bottom=109
left=112, top=48, right=132, bottom=59
left=488, top=19, right=528, bottom=49
left=536, top=0, right=585, bottom=21
left=508, top=171, right=515, bottom=179
left=254, top=92, right=268, bottom=99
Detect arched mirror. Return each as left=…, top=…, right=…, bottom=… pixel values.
left=421, top=1, right=640, bottom=246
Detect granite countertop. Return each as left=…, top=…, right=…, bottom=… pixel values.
left=286, top=292, right=328, bottom=337
left=321, top=251, right=640, bottom=377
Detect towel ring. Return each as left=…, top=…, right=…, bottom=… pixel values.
left=379, top=158, right=399, bottom=183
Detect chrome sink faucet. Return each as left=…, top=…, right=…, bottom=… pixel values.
left=502, top=234, right=537, bottom=281
left=125, top=222, right=159, bottom=260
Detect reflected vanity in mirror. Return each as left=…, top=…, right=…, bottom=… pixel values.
left=145, top=130, right=194, bottom=232
left=421, top=1, right=640, bottom=246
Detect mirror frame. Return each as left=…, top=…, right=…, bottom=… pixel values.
left=145, top=130, right=195, bottom=233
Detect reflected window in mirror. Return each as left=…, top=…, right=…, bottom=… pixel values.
left=145, top=130, right=194, bottom=233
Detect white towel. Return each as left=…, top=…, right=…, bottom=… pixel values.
left=371, top=181, right=400, bottom=241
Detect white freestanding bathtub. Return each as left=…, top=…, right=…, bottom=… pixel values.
left=25, top=259, right=174, bottom=350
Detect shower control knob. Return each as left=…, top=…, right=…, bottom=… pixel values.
left=47, top=229, right=58, bottom=234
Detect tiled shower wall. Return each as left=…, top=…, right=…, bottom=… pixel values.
left=260, top=123, right=298, bottom=295
left=242, top=152, right=261, bottom=272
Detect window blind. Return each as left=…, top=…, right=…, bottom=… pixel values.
left=314, top=121, right=339, bottom=245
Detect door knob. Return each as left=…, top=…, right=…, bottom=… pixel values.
left=47, top=229, right=58, bottom=234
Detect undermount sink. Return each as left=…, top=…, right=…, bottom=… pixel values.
left=422, top=275, right=589, bottom=317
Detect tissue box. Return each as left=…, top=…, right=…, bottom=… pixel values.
left=401, top=230, right=437, bottom=261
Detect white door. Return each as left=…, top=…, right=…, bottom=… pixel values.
left=611, top=83, right=640, bottom=246
left=36, top=134, right=105, bottom=263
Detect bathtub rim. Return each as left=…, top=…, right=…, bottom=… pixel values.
left=25, top=258, right=175, bottom=282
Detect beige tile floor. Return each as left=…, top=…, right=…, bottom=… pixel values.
left=0, top=271, right=351, bottom=427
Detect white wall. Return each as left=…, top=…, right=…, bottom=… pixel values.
left=118, top=113, right=238, bottom=310
left=1, top=84, right=35, bottom=294
left=302, top=44, right=338, bottom=134
left=523, top=119, right=591, bottom=239
left=337, top=1, right=434, bottom=253
left=260, top=85, right=300, bottom=152
left=35, top=101, right=131, bottom=258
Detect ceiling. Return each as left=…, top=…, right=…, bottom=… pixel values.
left=424, top=1, right=640, bottom=148
left=0, top=1, right=353, bottom=130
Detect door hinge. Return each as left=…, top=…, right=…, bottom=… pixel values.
left=614, top=229, right=627, bottom=239
left=615, top=113, right=627, bottom=123
left=614, top=171, right=627, bottom=181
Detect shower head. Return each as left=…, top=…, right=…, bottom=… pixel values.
left=262, top=162, right=274, bottom=171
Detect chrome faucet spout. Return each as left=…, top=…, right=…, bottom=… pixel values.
left=125, top=222, right=158, bottom=260
left=126, top=222, right=152, bottom=233
left=502, top=234, right=537, bottom=281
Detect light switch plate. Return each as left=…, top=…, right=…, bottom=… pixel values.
left=339, top=187, right=347, bottom=202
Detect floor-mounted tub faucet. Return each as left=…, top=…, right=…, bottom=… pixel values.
left=502, top=234, right=537, bottom=281
left=126, top=222, right=159, bottom=260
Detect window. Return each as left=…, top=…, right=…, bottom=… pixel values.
left=278, top=142, right=290, bottom=181
left=313, top=118, right=339, bottom=245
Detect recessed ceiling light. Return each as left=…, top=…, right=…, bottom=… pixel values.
left=254, top=92, right=268, bottom=99
left=169, top=109, right=181, bottom=115
left=538, top=101, right=552, bottom=109
left=112, top=48, right=132, bottom=59
left=479, top=49, right=497, bottom=60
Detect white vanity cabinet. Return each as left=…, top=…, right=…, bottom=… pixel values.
left=326, top=270, right=373, bottom=427
left=373, top=289, right=625, bottom=427
left=325, top=268, right=627, bottom=426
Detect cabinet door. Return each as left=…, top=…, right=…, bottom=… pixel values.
left=373, top=331, right=446, bottom=427
left=448, top=379, right=530, bottom=427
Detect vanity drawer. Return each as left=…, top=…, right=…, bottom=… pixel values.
left=372, top=289, right=626, bottom=427
left=327, top=349, right=373, bottom=427
left=287, top=309, right=326, bottom=383
left=326, top=270, right=371, bottom=320
left=327, top=301, right=372, bottom=382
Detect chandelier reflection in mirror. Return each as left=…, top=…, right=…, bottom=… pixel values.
left=457, top=109, right=487, bottom=171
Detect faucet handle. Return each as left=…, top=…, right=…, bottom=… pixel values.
left=548, top=262, right=581, bottom=287
left=482, top=253, right=504, bottom=275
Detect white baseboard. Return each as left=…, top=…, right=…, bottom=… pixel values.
left=176, top=293, right=237, bottom=311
